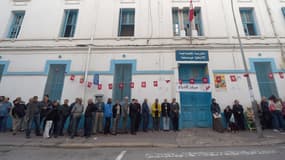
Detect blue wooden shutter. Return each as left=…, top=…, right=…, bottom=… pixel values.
left=61, top=9, right=78, bottom=37
left=8, top=11, right=25, bottom=38
left=172, top=8, right=180, bottom=36
left=118, top=8, right=135, bottom=36
left=240, top=8, right=258, bottom=36
left=194, top=8, right=203, bottom=36
left=282, top=7, right=285, bottom=17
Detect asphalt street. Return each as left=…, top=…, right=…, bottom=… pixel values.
left=0, top=145, right=284, bottom=160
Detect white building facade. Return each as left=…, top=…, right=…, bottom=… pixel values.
left=0, top=0, right=285, bottom=128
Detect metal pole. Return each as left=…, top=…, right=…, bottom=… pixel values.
left=230, top=0, right=263, bottom=138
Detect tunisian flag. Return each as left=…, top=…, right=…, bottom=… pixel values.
left=189, top=0, right=195, bottom=22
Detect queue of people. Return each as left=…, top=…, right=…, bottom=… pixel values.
left=0, top=95, right=180, bottom=139
left=212, top=95, right=285, bottom=133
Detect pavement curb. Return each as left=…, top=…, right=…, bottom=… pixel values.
left=1, top=140, right=284, bottom=149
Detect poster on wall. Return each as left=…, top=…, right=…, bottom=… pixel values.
left=214, top=74, right=227, bottom=91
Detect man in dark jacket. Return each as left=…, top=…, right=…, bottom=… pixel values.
left=39, top=95, right=52, bottom=132
left=232, top=100, right=245, bottom=130
left=58, top=99, right=70, bottom=136
left=161, top=99, right=171, bottom=131
left=129, top=99, right=137, bottom=135
left=84, top=99, right=96, bottom=138
left=142, top=99, right=150, bottom=132
left=112, top=100, right=122, bottom=135
left=134, top=99, right=141, bottom=132
left=12, top=97, right=26, bottom=135
left=25, top=96, right=41, bottom=138
left=170, top=98, right=179, bottom=132
left=44, top=101, right=60, bottom=138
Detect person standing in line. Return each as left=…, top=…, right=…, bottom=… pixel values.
left=67, top=98, right=78, bottom=136
left=151, top=99, right=161, bottom=131
left=43, top=101, right=60, bottom=138
left=25, top=96, right=41, bottom=138
left=121, top=97, right=129, bottom=134
left=94, top=98, right=105, bottom=134
left=0, top=97, right=12, bottom=132
left=58, top=99, right=70, bottom=136
left=84, top=99, right=96, bottom=138
left=161, top=99, right=171, bottom=131
left=70, top=98, right=84, bottom=139
left=104, top=98, right=112, bottom=135
left=170, top=98, right=180, bottom=132
left=135, top=99, right=142, bottom=132
left=223, top=105, right=233, bottom=131
left=129, top=99, right=137, bottom=135
left=11, top=97, right=26, bottom=135
left=142, top=99, right=150, bottom=132
left=112, top=100, right=122, bottom=135
left=232, top=100, right=245, bottom=130
left=260, top=97, right=272, bottom=129
left=39, top=95, right=52, bottom=132
left=269, top=95, right=285, bottom=132
left=211, top=98, right=224, bottom=133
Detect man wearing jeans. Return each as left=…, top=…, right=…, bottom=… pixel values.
left=0, top=96, right=11, bottom=132
left=121, top=97, right=129, bottom=133
left=94, top=98, right=105, bottom=134
left=161, top=99, right=171, bottom=131
left=25, top=96, right=41, bottom=138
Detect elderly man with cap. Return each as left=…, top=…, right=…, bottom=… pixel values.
left=121, top=96, right=129, bottom=133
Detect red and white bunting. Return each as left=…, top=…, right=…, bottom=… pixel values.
left=189, top=78, right=195, bottom=84
left=97, top=84, right=102, bottom=90
left=79, top=77, right=84, bottom=84
left=108, top=83, right=113, bottom=90
left=268, top=72, right=274, bottom=80
left=202, top=77, right=208, bottom=84
left=119, top=83, right=124, bottom=89
left=87, top=81, right=92, bottom=88
left=141, top=81, right=146, bottom=88
left=70, top=74, right=75, bottom=81
left=279, top=72, right=284, bottom=79
left=130, top=82, right=135, bottom=88
left=230, top=75, right=237, bottom=82
left=153, top=81, right=158, bottom=87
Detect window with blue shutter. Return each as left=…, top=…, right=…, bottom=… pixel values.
left=7, top=11, right=25, bottom=39
left=239, top=8, right=259, bottom=36
left=282, top=7, right=285, bottom=17
left=172, top=8, right=180, bottom=36
left=182, top=7, right=203, bottom=36
left=118, top=8, right=135, bottom=36
left=60, top=9, right=78, bottom=37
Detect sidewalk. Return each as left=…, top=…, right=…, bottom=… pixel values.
left=0, top=129, right=284, bottom=148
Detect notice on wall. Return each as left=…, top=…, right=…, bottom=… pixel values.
left=214, top=74, right=227, bottom=91
left=177, top=83, right=211, bottom=92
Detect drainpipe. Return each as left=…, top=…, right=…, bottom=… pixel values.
left=82, top=0, right=100, bottom=105
left=264, top=0, right=285, bottom=62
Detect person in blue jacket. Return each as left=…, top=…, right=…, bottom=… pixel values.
left=104, top=98, right=112, bottom=135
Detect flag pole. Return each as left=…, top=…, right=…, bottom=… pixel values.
left=189, top=0, right=194, bottom=44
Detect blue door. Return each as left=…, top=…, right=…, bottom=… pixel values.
left=179, top=64, right=212, bottom=128
left=44, top=64, right=66, bottom=101
left=180, top=92, right=212, bottom=128
left=0, top=64, right=4, bottom=82
left=254, top=62, right=278, bottom=98
left=113, top=64, right=132, bottom=101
